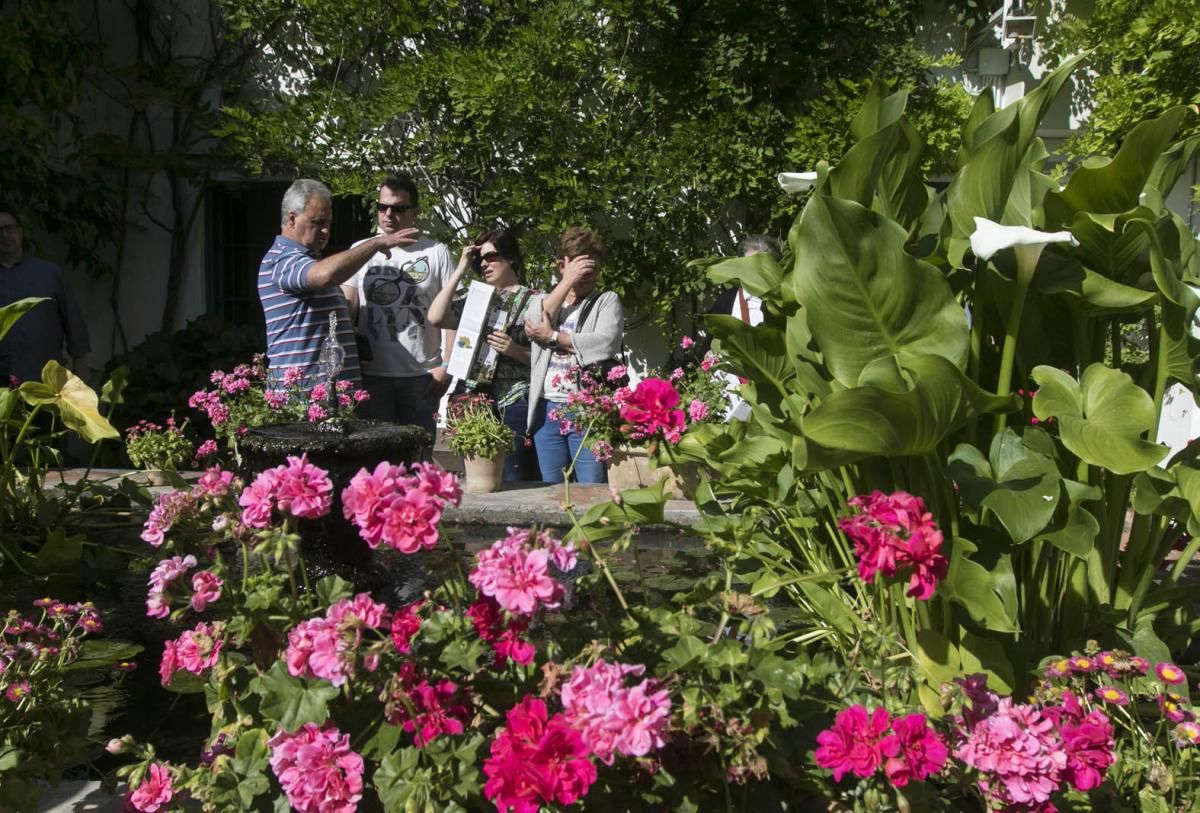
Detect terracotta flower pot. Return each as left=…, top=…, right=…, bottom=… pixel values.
left=606, top=445, right=696, bottom=499
left=463, top=453, right=505, bottom=493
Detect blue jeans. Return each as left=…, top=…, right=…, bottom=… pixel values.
left=532, top=400, right=607, bottom=484
left=360, top=374, right=438, bottom=452
left=500, top=397, right=540, bottom=482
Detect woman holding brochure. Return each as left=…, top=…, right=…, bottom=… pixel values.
left=428, top=228, right=540, bottom=481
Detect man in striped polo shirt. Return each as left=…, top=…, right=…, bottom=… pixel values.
left=258, top=179, right=418, bottom=388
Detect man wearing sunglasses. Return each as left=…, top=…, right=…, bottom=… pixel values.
left=342, top=173, right=455, bottom=443
left=0, top=208, right=91, bottom=385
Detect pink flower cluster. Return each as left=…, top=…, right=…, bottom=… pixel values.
left=286, top=593, right=389, bottom=687
left=814, top=706, right=947, bottom=787
left=239, top=453, right=333, bottom=528
left=483, top=696, right=597, bottom=813
left=141, top=465, right=240, bottom=547
left=957, top=694, right=1115, bottom=809
left=619, top=377, right=686, bottom=444
left=159, top=622, right=223, bottom=686
left=467, top=597, right=535, bottom=669
left=146, top=554, right=197, bottom=619
left=468, top=527, right=577, bottom=616
left=384, top=662, right=472, bottom=747
left=126, top=762, right=175, bottom=812
left=268, top=723, right=364, bottom=813
left=559, top=660, right=671, bottom=764
left=341, top=461, right=462, bottom=553
left=837, top=490, right=948, bottom=600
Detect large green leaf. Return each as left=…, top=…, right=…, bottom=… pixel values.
left=801, top=355, right=1015, bottom=461
left=708, top=316, right=798, bottom=413
left=944, top=55, right=1084, bottom=265
left=790, top=195, right=968, bottom=387
left=1032, top=364, right=1168, bottom=475
left=1044, top=105, right=1193, bottom=227
left=1035, top=500, right=1100, bottom=559
left=707, top=253, right=782, bottom=300
left=828, top=115, right=928, bottom=232
left=251, top=661, right=339, bottom=730
left=0, top=297, right=48, bottom=342
left=946, top=429, right=1061, bottom=544
left=849, top=80, right=908, bottom=141
left=942, top=537, right=1019, bottom=633
left=17, top=361, right=119, bottom=443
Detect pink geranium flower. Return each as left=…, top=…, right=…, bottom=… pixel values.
left=287, top=617, right=351, bottom=686
left=189, top=570, right=223, bottom=613
left=390, top=601, right=424, bottom=654
left=881, top=713, right=947, bottom=787
left=1059, top=710, right=1115, bottom=791
left=956, top=698, right=1066, bottom=807
left=238, top=468, right=279, bottom=528
left=341, top=461, right=456, bottom=552
left=814, top=705, right=892, bottom=781
left=386, top=677, right=472, bottom=747
left=560, top=660, right=671, bottom=764
left=483, top=696, right=597, bottom=812
left=273, top=454, right=333, bottom=519
left=268, top=723, right=363, bottom=813
left=838, top=490, right=947, bottom=600
left=174, top=622, right=223, bottom=674
left=618, top=377, right=686, bottom=441
left=146, top=555, right=197, bottom=619
left=127, top=762, right=174, bottom=812
left=467, top=596, right=535, bottom=669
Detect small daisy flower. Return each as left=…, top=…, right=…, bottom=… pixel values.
left=1068, top=656, right=1095, bottom=674
left=1174, top=721, right=1200, bottom=748
left=1094, top=685, right=1129, bottom=706
left=1156, top=662, right=1187, bottom=686
left=1045, top=659, right=1071, bottom=679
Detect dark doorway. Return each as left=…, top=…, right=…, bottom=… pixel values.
left=204, top=183, right=372, bottom=331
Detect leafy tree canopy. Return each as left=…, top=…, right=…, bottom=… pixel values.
left=1040, top=0, right=1200, bottom=162
left=216, top=0, right=977, bottom=320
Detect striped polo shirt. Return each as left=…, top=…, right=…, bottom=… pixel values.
left=258, top=235, right=362, bottom=388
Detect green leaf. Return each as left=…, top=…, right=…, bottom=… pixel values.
left=0, top=297, right=49, bottom=342
left=957, top=632, right=1015, bottom=694
left=1032, top=364, right=1168, bottom=475
left=18, top=361, right=120, bottom=442
left=802, top=355, right=1015, bottom=462
left=662, top=635, right=709, bottom=671
left=915, top=629, right=961, bottom=688
left=31, top=528, right=83, bottom=573
left=63, top=639, right=143, bottom=672
left=100, top=365, right=129, bottom=407
left=707, top=253, right=782, bottom=300
left=232, top=728, right=269, bottom=776
left=942, top=537, right=1019, bottom=632
left=946, top=429, right=1061, bottom=543
left=791, top=195, right=968, bottom=387
left=1044, top=105, right=1193, bottom=227
left=1036, top=500, right=1100, bottom=559
left=251, top=661, right=339, bottom=731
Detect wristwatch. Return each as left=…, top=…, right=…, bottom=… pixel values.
left=548, top=331, right=560, bottom=352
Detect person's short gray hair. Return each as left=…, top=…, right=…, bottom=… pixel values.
left=280, top=179, right=332, bottom=227
left=739, top=234, right=781, bottom=261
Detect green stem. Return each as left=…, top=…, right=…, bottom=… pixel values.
left=1153, top=313, right=1170, bottom=427
left=709, top=560, right=735, bottom=644
left=993, top=271, right=1033, bottom=436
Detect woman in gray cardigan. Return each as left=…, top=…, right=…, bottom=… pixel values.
left=524, top=227, right=624, bottom=484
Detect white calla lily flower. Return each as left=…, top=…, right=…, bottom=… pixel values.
left=969, top=217, right=1077, bottom=261
left=777, top=172, right=819, bottom=194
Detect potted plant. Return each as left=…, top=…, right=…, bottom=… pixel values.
left=124, top=415, right=194, bottom=485
left=443, top=393, right=513, bottom=493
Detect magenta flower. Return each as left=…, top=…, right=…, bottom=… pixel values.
left=814, top=705, right=892, bottom=781
left=126, top=762, right=174, bottom=812
left=390, top=601, right=424, bottom=654
left=1155, top=662, right=1187, bottom=686
left=467, top=597, right=535, bottom=669
left=193, top=439, right=219, bottom=461
left=838, top=491, right=947, bottom=600
left=880, top=713, right=947, bottom=787
left=469, top=529, right=575, bottom=616
left=159, top=640, right=178, bottom=686
left=618, top=377, right=686, bottom=441
left=195, top=465, right=236, bottom=497
left=238, top=468, right=279, bottom=528
left=483, top=696, right=597, bottom=813
left=1093, top=685, right=1129, bottom=706
left=268, top=723, right=363, bottom=813
left=189, top=570, right=223, bottom=613
left=282, top=366, right=303, bottom=386
left=687, top=399, right=709, bottom=422
left=4, top=681, right=31, bottom=702
left=387, top=677, right=472, bottom=747
left=560, top=660, right=671, bottom=764
left=1059, top=710, right=1115, bottom=791
left=341, top=461, right=454, bottom=552
left=1159, top=692, right=1192, bottom=724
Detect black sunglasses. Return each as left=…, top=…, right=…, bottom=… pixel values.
left=376, top=202, right=417, bottom=215
left=479, top=251, right=505, bottom=264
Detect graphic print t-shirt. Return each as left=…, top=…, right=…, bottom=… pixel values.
left=347, top=237, right=454, bottom=377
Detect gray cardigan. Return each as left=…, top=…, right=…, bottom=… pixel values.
left=525, top=290, right=625, bottom=433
